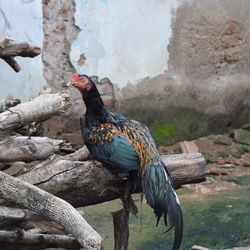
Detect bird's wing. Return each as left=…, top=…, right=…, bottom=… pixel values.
left=83, top=124, right=139, bottom=172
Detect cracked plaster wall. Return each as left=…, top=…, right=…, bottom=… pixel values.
left=1, top=0, right=250, bottom=144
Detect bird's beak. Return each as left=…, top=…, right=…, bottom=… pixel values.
left=66, top=81, right=73, bottom=87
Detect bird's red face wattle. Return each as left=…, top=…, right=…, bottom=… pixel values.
left=68, top=73, right=91, bottom=92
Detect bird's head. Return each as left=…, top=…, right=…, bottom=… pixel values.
left=66, top=72, right=93, bottom=93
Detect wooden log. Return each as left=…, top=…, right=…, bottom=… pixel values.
left=0, top=136, right=64, bottom=162
left=0, top=171, right=103, bottom=249
left=0, top=91, right=70, bottom=136
left=112, top=208, right=129, bottom=250
left=62, top=145, right=91, bottom=161
left=0, top=98, right=21, bottom=113
left=0, top=230, right=82, bottom=249
left=0, top=206, right=46, bottom=227
left=0, top=36, right=40, bottom=72
left=18, top=153, right=206, bottom=207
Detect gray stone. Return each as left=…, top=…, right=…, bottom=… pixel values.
left=234, top=129, right=250, bottom=145
left=242, top=161, right=250, bottom=168
left=214, top=136, right=232, bottom=146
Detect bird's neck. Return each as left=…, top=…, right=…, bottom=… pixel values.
left=82, top=86, right=109, bottom=126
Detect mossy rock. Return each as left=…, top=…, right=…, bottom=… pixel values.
left=214, top=136, right=232, bottom=146
left=233, top=175, right=250, bottom=185
left=230, top=149, right=242, bottom=159
left=217, top=150, right=230, bottom=159
left=234, top=129, right=250, bottom=145
left=242, top=161, right=250, bottom=168
left=240, top=145, right=249, bottom=153
left=202, top=152, right=217, bottom=163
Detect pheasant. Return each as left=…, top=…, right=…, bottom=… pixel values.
left=67, top=73, right=183, bottom=250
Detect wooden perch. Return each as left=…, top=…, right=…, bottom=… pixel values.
left=0, top=91, right=70, bottom=136
left=0, top=36, right=40, bottom=72
left=0, top=230, right=82, bottom=249
left=0, top=171, right=103, bottom=250
left=17, top=152, right=206, bottom=208
left=0, top=136, right=64, bottom=162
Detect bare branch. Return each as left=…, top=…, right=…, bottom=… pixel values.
left=0, top=92, right=70, bottom=135
left=0, top=136, right=64, bottom=162
left=62, top=145, right=91, bottom=161
left=0, top=36, right=40, bottom=72
left=0, top=171, right=103, bottom=249
left=0, top=230, right=82, bottom=249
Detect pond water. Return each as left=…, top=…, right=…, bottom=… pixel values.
left=81, top=187, right=250, bottom=250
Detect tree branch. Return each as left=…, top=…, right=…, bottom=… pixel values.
left=0, top=230, right=82, bottom=249
left=17, top=153, right=206, bottom=207
left=0, top=36, right=40, bottom=72
left=0, top=91, right=70, bottom=136
left=0, top=171, right=103, bottom=249
left=0, top=136, right=64, bottom=162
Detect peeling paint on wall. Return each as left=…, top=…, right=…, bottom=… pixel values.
left=0, top=0, right=45, bottom=101
left=70, top=0, right=178, bottom=87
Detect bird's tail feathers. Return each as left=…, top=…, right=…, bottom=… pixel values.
left=142, top=160, right=183, bottom=250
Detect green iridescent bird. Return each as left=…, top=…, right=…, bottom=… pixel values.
left=67, top=73, right=183, bottom=250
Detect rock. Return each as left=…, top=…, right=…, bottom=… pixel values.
left=243, top=161, right=250, bottom=168
left=192, top=245, right=209, bottom=250
left=207, top=166, right=230, bottom=175
left=240, top=145, right=249, bottom=153
left=220, top=164, right=235, bottom=168
left=242, top=123, right=250, bottom=131
left=217, top=150, right=230, bottom=158
left=233, top=175, right=250, bottom=186
left=225, top=247, right=250, bottom=250
left=180, top=140, right=199, bottom=153
left=234, top=129, right=250, bottom=145
left=203, top=152, right=217, bottom=163
left=214, top=135, right=232, bottom=146
left=230, top=149, right=242, bottom=159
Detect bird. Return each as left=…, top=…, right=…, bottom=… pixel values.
left=67, top=72, right=183, bottom=250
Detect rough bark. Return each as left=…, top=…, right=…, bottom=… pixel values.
left=0, top=230, right=82, bottom=249
left=62, top=145, right=91, bottom=161
left=17, top=153, right=206, bottom=207
left=0, top=136, right=64, bottom=162
left=112, top=208, right=129, bottom=250
left=0, top=171, right=103, bottom=250
left=0, top=36, right=40, bottom=72
left=0, top=91, right=70, bottom=136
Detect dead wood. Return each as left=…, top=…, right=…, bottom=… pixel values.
left=0, top=91, right=70, bottom=136
left=112, top=208, right=129, bottom=250
left=0, top=230, right=82, bottom=249
left=0, top=136, right=64, bottom=162
left=62, top=145, right=91, bottom=161
left=0, top=36, right=40, bottom=72
left=0, top=171, right=103, bottom=249
left=0, top=98, right=21, bottom=113
left=16, top=153, right=206, bottom=207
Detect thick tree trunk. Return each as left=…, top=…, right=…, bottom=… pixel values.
left=15, top=152, right=206, bottom=207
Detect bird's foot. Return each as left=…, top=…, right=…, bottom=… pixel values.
left=118, top=172, right=130, bottom=180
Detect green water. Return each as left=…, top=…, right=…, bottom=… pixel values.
left=82, top=188, right=250, bottom=250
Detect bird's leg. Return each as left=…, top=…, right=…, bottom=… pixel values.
left=121, top=171, right=139, bottom=217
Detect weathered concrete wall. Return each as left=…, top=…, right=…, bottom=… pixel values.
left=1, top=0, right=250, bottom=145
left=70, top=0, right=177, bottom=87
left=0, top=0, right=45, bottom=101
left=117, top=0, right=250, bottom=144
